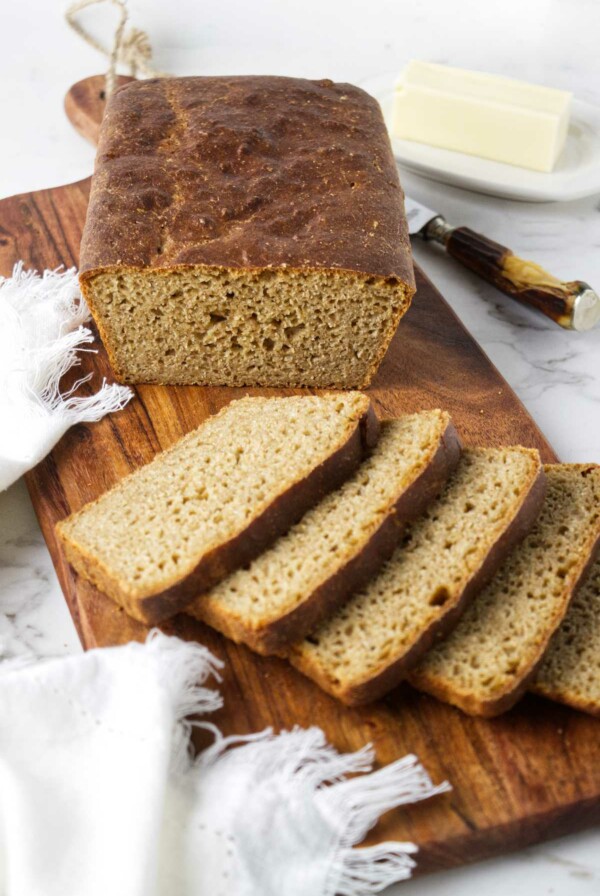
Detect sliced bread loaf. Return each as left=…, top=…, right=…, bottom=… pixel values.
left=410, top=464, right=600, bottom=717
left=289, top=447, right=545, bottom=705
left=531, top=551, right=600, bottom=716
left=186, top=410, right=461, bottom=653
left=56, top=393, right=377, bottom=624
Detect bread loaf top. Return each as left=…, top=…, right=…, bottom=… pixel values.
left=79, top=76, right=414, bottom=285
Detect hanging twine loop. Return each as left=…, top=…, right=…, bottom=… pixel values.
left=66, top=0, right=170, bottom=99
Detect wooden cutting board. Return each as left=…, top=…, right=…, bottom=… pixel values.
left=1, top=76, right=599, bottom=875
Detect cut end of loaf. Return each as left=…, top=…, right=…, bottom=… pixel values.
left=80, top=266, right=412, bottom=387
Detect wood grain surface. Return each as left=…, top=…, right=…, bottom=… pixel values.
left=64, top=74, right=134, bottom=146
left=0, top=79, right=598, bottom=874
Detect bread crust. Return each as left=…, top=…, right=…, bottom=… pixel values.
left=294, top=455, right=547, bottom=706
left=79, top=76, right=414, bottom=286
left=532, top=676, right=600, bottom=718
left=528, top=542, right=600, bottom=718
left=191, top=417, right=462, bottom=654
left=57, top=397, right=379, bottom=625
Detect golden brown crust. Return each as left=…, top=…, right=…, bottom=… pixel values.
left=189, top=417, right=462, bottom=654
left=529, top=542, right=600, bottom=718
left=532, top=683, right=600, bottom=718
left=56, top=398, right=379, bottom=624
left=80, top=76, right=415, bottom=288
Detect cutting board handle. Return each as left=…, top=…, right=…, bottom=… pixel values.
left=64, top=74, right=134, bottom=146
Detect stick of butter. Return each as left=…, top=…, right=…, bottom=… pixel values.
left=392, top=61, right=572, bottom=172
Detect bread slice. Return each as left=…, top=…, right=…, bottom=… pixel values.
left=531, top=551, right=600, bottom=716
left=186, top=411, right=461, bottom=653
left=289, top=447, right=545, bottom=705
left=410, top=464, right=600, bottom=717
left=56, top=393, right=378, bottom=624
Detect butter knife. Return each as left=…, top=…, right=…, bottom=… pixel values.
left=405, top=196, right=600, bottom=331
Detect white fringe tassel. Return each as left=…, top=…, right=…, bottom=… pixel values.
left=331, top=842, right=418, bottom=894
left=191, top=718, right=450, bottom=894
left=322, top=752, right=450, bottom=894
left=141, top=631, right=451, bottom=894
left=0, top=629, right=450, bottom=894
left=143, top=630, right=224, bottom=773
left=0, top=263, right=132, bottom=490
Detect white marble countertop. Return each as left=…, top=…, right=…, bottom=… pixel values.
left=1, top=0, right=599, bottom=891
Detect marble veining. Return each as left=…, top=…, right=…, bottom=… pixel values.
left=0, top=480, right=81, bottom=663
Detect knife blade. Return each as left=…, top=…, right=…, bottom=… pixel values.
left=404, top=196, right=443, bottom=236
left=404, top=195, right=600, bottom=332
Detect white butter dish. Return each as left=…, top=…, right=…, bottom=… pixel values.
left=392, top=61, right=571, bottom=173
left=362, top=71, right=600, bottom=202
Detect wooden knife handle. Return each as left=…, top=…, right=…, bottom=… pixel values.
left=431, top=224, right=599, bottom=331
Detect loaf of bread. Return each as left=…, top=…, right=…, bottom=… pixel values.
left=56, top=393, right=377, bottom=624
left=79, top=76, right=415, bottom=387
left=186, top=411, right=461, bottom=653
left=290, top=447, right=545, bottom=705
left=410, top=464, right=600, bottom=717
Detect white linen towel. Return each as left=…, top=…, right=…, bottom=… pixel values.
left=0, top=632, right=450, bottom=895
left=0, top=263, right=132, bottom=492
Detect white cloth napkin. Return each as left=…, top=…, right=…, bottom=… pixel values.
left=0, top=263, right=132, bottom=492
left=0, top=632, right=449, bottom=895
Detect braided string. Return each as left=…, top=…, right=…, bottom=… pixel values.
left=65, top=0, right=170, bottom=98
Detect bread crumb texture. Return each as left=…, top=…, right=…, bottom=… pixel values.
left=412, top=464, right=600, bottom=715
left=83, top=267, right=411, bottom=387
left=56, top=393, right=370, bottom=606
left=291, top=446, right=541, bottom=702
left=532, top=547, right=600, bottom=715
left=187, top=410, right=453, bottom=648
